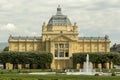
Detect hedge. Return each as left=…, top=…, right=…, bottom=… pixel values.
left=0, top=51, right=53, bottom=69
left=73, top=52, right=120, bottom=68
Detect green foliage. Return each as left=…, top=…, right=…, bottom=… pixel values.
left=111, top=72, right=116, bottom=76
left=0, top=51, right=53, bottom=69
left=94, top=73, right=99, bottom=76
left=0, top=51, right=11, bottom=63
left=3, top=46, right=9, bottom=51
left=72, top=52, right=120, bottom=68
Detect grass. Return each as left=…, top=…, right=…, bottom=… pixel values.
left=96, top=68, right=120, bottom=72
left=0, top=69, right=120, bottom=80
left=0, top=74, right=120, bottom=80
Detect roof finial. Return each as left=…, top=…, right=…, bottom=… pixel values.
left=56, top=5, right=62, bottom=15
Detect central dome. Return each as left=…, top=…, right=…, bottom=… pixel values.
left=47, top=6, right=72, bottom=26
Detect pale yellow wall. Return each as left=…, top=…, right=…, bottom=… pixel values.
left=9, top=40, right=43, bottom=52
left=77, top=40, right=110, bottom=53
left=9, top=42, right=19, bottom=51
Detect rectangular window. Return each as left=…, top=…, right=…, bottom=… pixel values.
left=55, top=50, right=58, bottom=57
left=65, top=50, right=69, bottom=57
left=65, top=44, right=69, bottom=48
left=59, top=50, right=64, bottom=57
left=59, top=44, right=64, bottom=48
left=55, top=44, right=58, bottom=48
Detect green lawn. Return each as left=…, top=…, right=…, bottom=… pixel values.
left=0, top=69, right=120, bottom=80
left=0, top=74, right=120, bottom=80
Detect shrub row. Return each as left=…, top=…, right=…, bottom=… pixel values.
left=73, top=52, right=120, bottom=68
left=0, top=51, right=53, bottom=69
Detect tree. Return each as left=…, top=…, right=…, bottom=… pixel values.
left=0, top=51, right=53, bottom=69
left=72, top=52, right=120, bottom=69
left=3, top=46, right=9, bottom=51
left=0, top=51, right=11, bottom=69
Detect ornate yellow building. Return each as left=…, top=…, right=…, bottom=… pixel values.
left=8, top=6, right=110, bottom=69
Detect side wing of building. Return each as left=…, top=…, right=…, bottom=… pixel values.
left=77, top=36, right=110, bottom=52
left=8, top=36, right=45, bottom=51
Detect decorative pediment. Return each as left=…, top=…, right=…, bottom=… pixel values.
left=51, top=35, right=73, bottom=41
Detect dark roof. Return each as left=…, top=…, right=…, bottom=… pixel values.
left=78, top=37, right=107, bottom=40
left=9, top=36, right=41, bottom=40
left=47, top=5, right=71, bottom=26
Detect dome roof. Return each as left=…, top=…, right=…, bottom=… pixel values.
left=47, top=6, right=72, bottom=26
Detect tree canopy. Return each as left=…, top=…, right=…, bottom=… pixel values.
left=73, top=52, right=120, bottom=68
left=0, top=51, right=53, bottom=69
left=3, top=46, right=9, bottom=51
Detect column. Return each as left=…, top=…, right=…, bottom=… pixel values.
left=25, top=64, right=30, bottom=69
left=83, top=40, right=84, bottom=52
left=90, top=40, right=92, bottom=52
left=58, top=60, right=60, bottom=69
left=6, top=63, right=13, bottom=70
left=105, top=62, right=109, bottom=69
left=98, top=63, right=102, bottom=69
left=97, top=39, right=99, bottom=52
left=110, top=62, right=113, bottom=69
left=77, top=63, right=80, bottom=69
left=51, top=60, right=55, bottom=69
left=18, top=64, right=22, bottom=69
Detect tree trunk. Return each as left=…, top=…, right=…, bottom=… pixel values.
left=3, top=63, right=6, bottom=69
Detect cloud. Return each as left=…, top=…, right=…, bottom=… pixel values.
left=0, top=23, right=17, bottom=31
left=0, top=0, right=120, bottom=45
left=0, top=23, right=39, bottom=37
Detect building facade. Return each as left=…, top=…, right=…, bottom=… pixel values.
left=8, top=6, right=110, bottom=69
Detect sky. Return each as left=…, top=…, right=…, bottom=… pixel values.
left=0, top=0, right=120, bottom=46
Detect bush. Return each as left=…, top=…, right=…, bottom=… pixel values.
left=95, top=73, right=99, bottom=76
left=111, top=72, right=116, bottom=76
left=73, top=52, right=120, bottom=68
left=0, top=51, right=53, bottom=69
